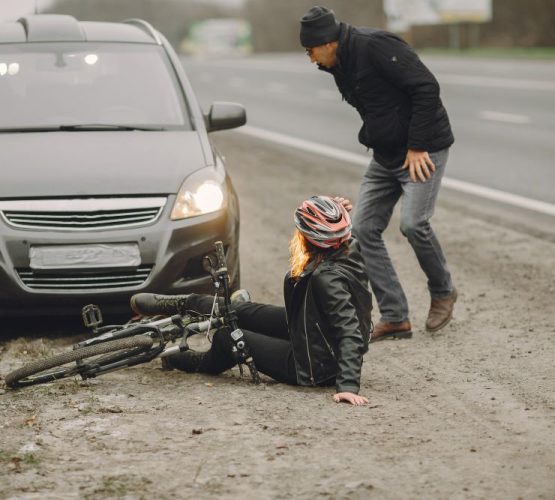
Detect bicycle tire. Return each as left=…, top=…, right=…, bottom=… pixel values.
left=5, top=335, right=154, bottom=388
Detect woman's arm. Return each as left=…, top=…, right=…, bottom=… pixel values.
left=313, top=271, right=368, bottom=404
left=333, top=392, right=369, bottom=406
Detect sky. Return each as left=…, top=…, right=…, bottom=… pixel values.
left=0, top=0, right=55, bottom=21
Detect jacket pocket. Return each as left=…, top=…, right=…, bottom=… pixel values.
left=359, top=108, right=408, bottom=151
left=316, top=322, right=336, bottom=361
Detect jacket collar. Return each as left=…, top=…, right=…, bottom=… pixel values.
left=299, top=242, right=351, bottom=278
left=335, top=22, right=352, bottom=69
left=299, top=258, right=320, bottom=278
left=317, top=22, right=351, bottom=74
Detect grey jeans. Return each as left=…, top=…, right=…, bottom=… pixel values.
left=352, top=149, right=453, bottom=323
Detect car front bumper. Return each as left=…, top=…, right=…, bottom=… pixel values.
left=0, top=197, right=239, bottom=319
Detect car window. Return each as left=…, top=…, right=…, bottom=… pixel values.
left=0, top=42, right=192, bottom=129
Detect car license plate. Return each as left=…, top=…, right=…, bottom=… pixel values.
left=29, top=244, right=141, bottom=270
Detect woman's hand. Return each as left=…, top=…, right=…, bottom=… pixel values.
left=333, top=197, right=353, bottom=212
left=333, top=392, right=369, bottom=406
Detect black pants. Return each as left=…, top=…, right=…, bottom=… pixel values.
left=168, top=294, right=298, bottom=385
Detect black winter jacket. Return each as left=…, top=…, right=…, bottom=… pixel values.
left=283, top=238, right=372, bottom=394
left=320, top=23, right=454, bottom=168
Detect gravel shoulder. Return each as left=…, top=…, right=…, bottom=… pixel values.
left=1, top=132, right=554, bottom=500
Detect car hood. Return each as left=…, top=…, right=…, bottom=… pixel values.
left=0, top=131, right=210, bottom=198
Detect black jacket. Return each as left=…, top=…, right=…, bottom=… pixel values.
left=320, top=24, right=454, bottom=168
left=283, top=238, right=372, bottom=394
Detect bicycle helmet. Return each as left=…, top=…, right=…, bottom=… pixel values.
left=294, top=195, right=352, bottom=249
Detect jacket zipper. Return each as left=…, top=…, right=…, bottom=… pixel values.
left=316, top=322, right=336, bottom=360
left=303, top=283, right=315, bottom=385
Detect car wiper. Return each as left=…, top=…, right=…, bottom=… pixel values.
left=0, top=124, right=166, bottom=133
left=59, top=124, right=166, bottom=131
left=0, top=127, right=62, bottom=133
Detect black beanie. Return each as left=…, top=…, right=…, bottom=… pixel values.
left=300, top=6, right=340, bottom=48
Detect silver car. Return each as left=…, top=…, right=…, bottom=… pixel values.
left=0, top=15, right=244, bottom=318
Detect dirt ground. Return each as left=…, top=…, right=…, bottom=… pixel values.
left=1, top=132, right=554, bottom=500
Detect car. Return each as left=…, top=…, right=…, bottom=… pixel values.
left=181, top=18, right=252, bottom=57
left=0, top=14, right=245, bottom=319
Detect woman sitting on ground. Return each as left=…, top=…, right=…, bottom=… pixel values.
left=130, top=196, right=372, bottom=405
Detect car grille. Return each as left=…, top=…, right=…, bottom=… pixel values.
left=16, top=266, right=153, bottom=290
left=0, top=198, right=166, bottom=231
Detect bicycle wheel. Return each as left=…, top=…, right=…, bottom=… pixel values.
left=5, top=335, right=154, bottom=388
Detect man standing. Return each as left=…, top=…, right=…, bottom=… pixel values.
left=300, top=6, right=457, bottom=340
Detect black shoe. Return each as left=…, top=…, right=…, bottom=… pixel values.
left=164, top=349, right=209, bottom=373
left=130, top=293, right=191, bottom=316
left=160, top=356, right=175, bottom=371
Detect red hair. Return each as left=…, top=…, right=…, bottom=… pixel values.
left=289, top=229, right=326, bottom=279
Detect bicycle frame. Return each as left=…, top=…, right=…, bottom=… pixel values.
left=5, top=241, right=261, bottom=388
left=76, top=241, right=260, bottom=383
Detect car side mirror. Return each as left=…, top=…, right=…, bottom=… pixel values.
left=204, top=102, right=246, bottom=132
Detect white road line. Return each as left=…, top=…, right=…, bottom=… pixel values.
left=238, top=125, right=369, bottom=166
left=236, top=125, right=555, bottom=217
left=185, top=59, right=555, bottom=92
left=480, top=111, right=531, bottom=124
left=439, top=74, right=555, bottom=92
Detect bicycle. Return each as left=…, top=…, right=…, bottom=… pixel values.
left=5, top=241, right=261, bottom=389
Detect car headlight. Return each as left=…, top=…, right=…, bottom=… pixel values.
left=171, top=167, right=226, bottom=220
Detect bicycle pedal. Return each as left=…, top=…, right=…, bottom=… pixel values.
left=82, top=304, right=103, bottom=332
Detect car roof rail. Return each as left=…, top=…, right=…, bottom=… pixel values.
left=122, top=19, right=162, bottom=45
left=17, top=15, right=85, bottom=42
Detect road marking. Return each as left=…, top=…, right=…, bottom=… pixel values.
left=480, top=111, right=531, bottom=124
left=439, top=74, right=555, bottom=92
left=236, top=125, right=555, bottom=217
left=238, top=125, right=370, bottom=166
left=185, top=58, right=555, bottom=92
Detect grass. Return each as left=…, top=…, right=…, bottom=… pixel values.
left=82, top=475, right=152, bottom=499
left=78, top=394, right=100, bottom=415
left=0, top=450, right=41, bottom=474
left=11, top=338, right=55, bottom=360
left=21, top=453, right=40, bottom=466
left=97, top=477, right=129, bottom=497
left=418, top=46, right=555, bottom=59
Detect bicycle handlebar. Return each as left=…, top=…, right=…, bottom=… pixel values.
left=213, top=240, right=261, bottom=385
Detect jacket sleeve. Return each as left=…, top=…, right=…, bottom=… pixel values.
left=365, top=32, right=441, bottom=150
left=313, top=271, right=365, bottom=394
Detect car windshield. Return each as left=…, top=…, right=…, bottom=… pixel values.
left=0, top=42, right=191, bottom=130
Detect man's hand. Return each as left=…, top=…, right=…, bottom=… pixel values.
left=333, top=196, right=353, bottom=212
left=403, top=149, right=436, bottom=182
left=333, top=392, right=369, bottom=406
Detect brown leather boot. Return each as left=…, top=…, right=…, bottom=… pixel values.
left=426, top=288, right=458, bottom=332
left=371, top=320, right=412, bottom=343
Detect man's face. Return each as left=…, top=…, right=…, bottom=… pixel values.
left=305, top=42, right=338, bottom=68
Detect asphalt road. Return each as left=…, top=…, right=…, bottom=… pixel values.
left=181, top=53, right=555, bottom=208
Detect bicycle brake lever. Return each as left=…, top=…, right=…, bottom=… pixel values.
left=202, top=255, right=218, bottom=282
